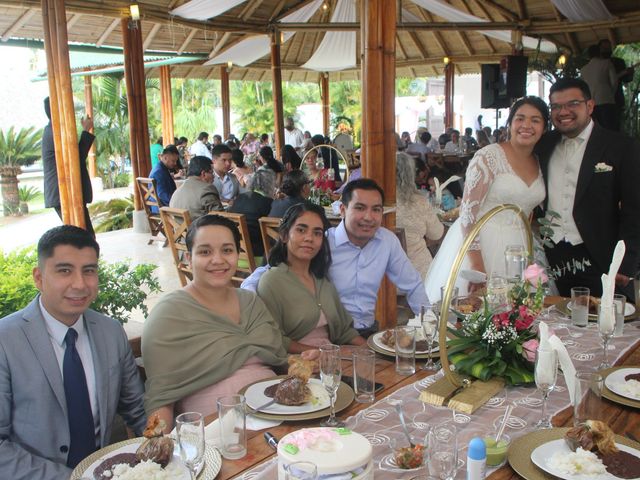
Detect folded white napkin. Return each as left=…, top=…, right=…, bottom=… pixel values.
left=434, top=175, right=461, bottom=203
left=171, top=415, right=282, bottom=448
left=331, top=200, right=342, bottom=216
left=601, top=241, right=625, bottom=308
left=539, top=321, right=577, bottom=403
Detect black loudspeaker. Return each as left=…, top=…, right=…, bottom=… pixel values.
left=481, top=56, right=528, bottom=109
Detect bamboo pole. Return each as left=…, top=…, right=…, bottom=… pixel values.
left=320, top=72, right=330, bottom=138
left=444, top=61, right=455, bottom=129
left=159, top=65, right=174, bottom=145
left=270, top=30, right=285, bottom=160
left=42, top=0, right=85, bottom=228
left=361, top=0, right=397, bottom=330
left=83, top=75, right=96, bottom=178
left=220, top=65, right=231, bottom=140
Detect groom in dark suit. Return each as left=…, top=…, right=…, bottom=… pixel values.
left=536, top=78, right=640, bottom=299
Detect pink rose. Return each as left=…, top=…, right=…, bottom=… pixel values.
left=524, top=263, right=548, bottom=285
left=522, top=339, right=539, bottom=362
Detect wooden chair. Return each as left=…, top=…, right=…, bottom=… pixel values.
left=394, top=227, right=407, bottom=253
left=159, top=207, right=193, bottom=287
left=136, top=177, right=167, bottom=246
left=258, top=216, right=282, bottom=262
left=215, top=211, right=257, bottom=287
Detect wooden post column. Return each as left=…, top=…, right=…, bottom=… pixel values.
left=122, top=16, right=152, bottom=210
left=270, top=30, right=285, bottom=159
left=361, top=0, right=397, bottom=330
left=444, top=61, right=455, bottom=129
left=42, top=0, right=85, bottom=228
left=220, top=65, right=231, bottom=140
left=320, top=72, right=330, bottom=138
left=83, top=75, right=97, bottom=178
left=159, top=65, right=174, bottom=145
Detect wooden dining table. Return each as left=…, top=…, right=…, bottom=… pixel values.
left=210, top=298, right=640, bottom=480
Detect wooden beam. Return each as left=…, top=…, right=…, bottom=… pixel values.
left=96, top=18, right=119, bottom=47
left=83, top=75, right=96, bottom=178
left=514, top=0, right=527, bottom=20
left=546, top=0, right=579, bottom=53
left=143, top=23, right=161, bottom=51
left=177, top=27, right=198, bottom=54
left=361, top=0, right=397, bottom=331
left=1, top=8, right=36, bottom=42
left=66, top=12, right=81, bottom=32
left=159, top=65, right=174, bottom=145
left=269, top=0, right=288, bottom=21
left=469, top=0, right=498, bottom=53
left=220, top=65, right=230, bottom=140
left=278, top=21, right=521, bottom=31
left=409, top=31, right=429, bottom=58
left=320, top=73, right=330, bottom=137
left=482, top=0, right=518, bottom=21
left=209, top=31, right=232, bottom=57
left=416, top=9, right=450, bottom=58
left=270, top=31, right=285, bottom=159
left=273, top=0, right=317, bottom=22
left=240, top=0, right=264, bottom=20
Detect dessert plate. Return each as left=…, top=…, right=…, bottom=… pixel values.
left=604, top=367, right=640, bottom=401
left=244, top=377, right=330, bottom=415
left=371, top=331, right=440, bottom=355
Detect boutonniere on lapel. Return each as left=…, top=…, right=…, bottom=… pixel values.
left=594, top=162, right=613, bottom=173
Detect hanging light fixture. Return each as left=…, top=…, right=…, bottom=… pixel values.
left=322, top=2, right=329, bottom=11
left=443, top=56, right=450, bottom=65
left=557, top=54, right=567, bottom=67
left=226, top=61, right=233, bottom=73
left=129, top=4, right=140, bottom=21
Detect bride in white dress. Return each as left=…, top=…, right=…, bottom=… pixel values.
left=425, top=97, right=550, bottom=301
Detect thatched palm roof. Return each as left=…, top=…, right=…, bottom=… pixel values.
left=1, top=0, right=639, bottom=81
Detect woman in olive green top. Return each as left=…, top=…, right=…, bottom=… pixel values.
left=257, top=202, right=366, bottom=352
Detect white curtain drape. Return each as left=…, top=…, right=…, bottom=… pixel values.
left=550, top=0, right=612, bottom=22
left=171, top=0, right=247, bottom=21
left=410, top=0, right=557, bottom=53
left=301, top=0, right=356, bottom=71
left=204, top=0, right=323, bottom=67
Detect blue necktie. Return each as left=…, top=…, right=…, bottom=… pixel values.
left=63, top=328, right=96, bottom=467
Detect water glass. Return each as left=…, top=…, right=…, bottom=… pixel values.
left=427, top=424, right=458, bottom=480
left=175, top=412, right=205, bottom=479
left=597, top=304, right=615, bottom=369
left=613, top=294, right=626, bottom=337
left=352, top=348, right=376, bottom=403
left=487, top=275, right=509, bottom=312
left=504, top=244, right=526, bottom=282
left=320, top=344, right=344, bottom=427
left=534, top=347, right=558, bottom=429
left=571, top=287, right=590, bottom=327
left=394, top=326, right=416, bottom=375
left=573, top=371, right=603, bottom=426
left=216, top=395, right=247, bottom=460
left=284, top=461, right=318, bottom=480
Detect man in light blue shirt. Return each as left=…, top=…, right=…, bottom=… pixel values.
left=242, top=178, right=429, bottom=337
left=211, top=144, right=240, bottom=204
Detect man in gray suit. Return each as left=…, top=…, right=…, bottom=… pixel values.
left=169, top=155, right=223, bottom=219
left=0, top=225, right=146, bottom=479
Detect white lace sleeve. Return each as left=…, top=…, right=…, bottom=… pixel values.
left=459, top=148, right=496, bottom=250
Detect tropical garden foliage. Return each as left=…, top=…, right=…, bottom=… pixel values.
left=0, top=126, right=42, bottom=215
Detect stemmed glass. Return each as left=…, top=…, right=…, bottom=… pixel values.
left=421, top=306, right=440, bottom=371
left=597, top=304, right=615, bottom=369
left=320, top=344, right=344, bottom=427
left=427, top=424, right=458, bottom=480
left=534, top=347, right=558, bottom=429
left=176, top=412, right=205, bottom=480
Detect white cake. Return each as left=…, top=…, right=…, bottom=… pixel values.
left=277, top=427, right=374, bottom=479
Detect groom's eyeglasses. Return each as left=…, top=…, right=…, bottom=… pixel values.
left=549, top=99, right=587, bottom=112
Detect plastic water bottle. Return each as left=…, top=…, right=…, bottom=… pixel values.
left=467, top=437, right=487, bottom=480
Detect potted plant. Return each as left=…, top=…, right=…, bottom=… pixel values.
left=17, top=185, right=41, bottom=215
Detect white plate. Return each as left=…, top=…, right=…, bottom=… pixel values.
left=605, top=367, right=640, bottom=401
left=83, top=440, right=197, bottom=479
left=531, top=439, right=640, bottom=480
left=244, top=377, right=330, bottom=415
left=371, top=331, right=439, bottom=355
left=568, top=301, right=635, bottom=317
left=460, top=269, right=487, bottom=284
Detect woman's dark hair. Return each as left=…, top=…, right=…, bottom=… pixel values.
left=37, top=225, right=99, bottom=267
left=186, top=214, right=241, bottom=253
left=506, top=95, right=550, bottom=131
left=260, top=133, right=269, bottom=143
left=231, top=148, right=246, bottom=168
left=259, top=146, right=284, bottom=173
left=280, top=170, right=309, bottom=197
left=282, top=145, right=302, bottom=170
left=268, top=202, right=331, bottom=278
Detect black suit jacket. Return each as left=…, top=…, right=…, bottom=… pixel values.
left=535, top=123, right=640, bottom=277
left=42, top=124, right=95, bottom=208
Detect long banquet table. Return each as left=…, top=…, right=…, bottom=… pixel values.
left=213, top=300, right=640, bottom=480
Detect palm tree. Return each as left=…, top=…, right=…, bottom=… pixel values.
left=0, top=126, right=42, bottom=215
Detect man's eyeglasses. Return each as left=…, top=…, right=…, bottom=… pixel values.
left=549, top=99, right=587, bottom=112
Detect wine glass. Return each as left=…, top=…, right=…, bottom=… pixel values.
left=176, top=412, right=205, bottom=480
left=421, top=306, right=440, bottom=371
left=427, top=424, right=458, bottom=480
left=284, top=461, right=318, bottom=480
left=597, top=304, right=615, bottom=369
left=320, top=344, right=344, bottom=427
left=534, top=347, right=558, bottom=429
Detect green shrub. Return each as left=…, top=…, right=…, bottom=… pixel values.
left=90, top=195, right=134, bottom=233
left=0, top=247, right=161, bottom=324
left=18, top=185, right=41, bottom=202
left=114, top=172, right=131, bottom=188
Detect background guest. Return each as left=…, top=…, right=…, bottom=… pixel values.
left=269, top=170, right=311, bottom=218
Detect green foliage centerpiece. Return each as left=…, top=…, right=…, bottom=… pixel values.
left=447, top=264, right=547, bottom=385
